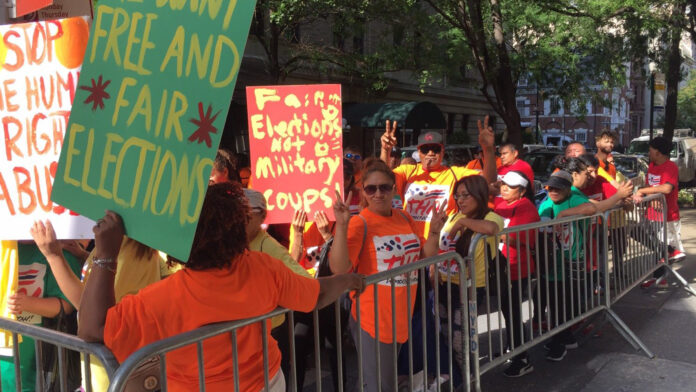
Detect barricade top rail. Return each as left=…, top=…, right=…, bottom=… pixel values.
left=363, top=251, right=465, bottom=285
left=108, top=306, right=292, bottom=391
left=475, top=208, right=606, bottom=239
left=0, top=316, right=120, bottom=374
left=601, top=193, right=665, bottom=217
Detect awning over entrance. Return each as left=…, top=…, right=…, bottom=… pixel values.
left=343, top=101, right=446, bottom=129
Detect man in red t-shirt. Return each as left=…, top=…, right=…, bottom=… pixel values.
left=634, top=137, right=685, bottom=287
left=497, top=143, right=534, bottom=185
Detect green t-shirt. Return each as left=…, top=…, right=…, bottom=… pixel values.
left=0, top=244, right=82, bottom=392
left=538, top=187, right=589, bottom=281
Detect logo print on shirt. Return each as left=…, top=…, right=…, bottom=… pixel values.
left=304, top=246, right=320, bottom=269
left=648, top=173, right=661, bottom=187
left=438, top=230, right=462, bottom=275
left=405, top=184, right=450, bottom=222
left=373, top=234, right=420, bottom=286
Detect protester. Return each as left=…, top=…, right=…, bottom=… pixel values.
left=538, top=169, right=631, bottom=362
left=432, top=175, right=503, bottom=386
left=388, top=147, right=402, bottom=169
left=379, top=118, right=497, bottom=238
left=595, top=131, right=617, bottom=182
left=464, top=146, right=502, bottom=171
left=635, top=136, right=685, bottom=288
left=244, top=188, right=317, bottom=390
left=494, top=171, right=540, bottom=377
left=0, top=240, right=82, bottom=392
left=565, top=142, right=586, bottom=158
left=210, top=149, right=241, bottom=184
left=329, top=158, right=442, bottom=392
left=77, top=182, right=365, bottom=392
left=239, top=166, right=251, bottom=188
left=498, top=143, right=534, bottom=185
left=30, top=223, right=174, bottom=390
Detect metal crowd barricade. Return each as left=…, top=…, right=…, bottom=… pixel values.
left=605, top=193, right=696, bottom=301
left=107, top=252, right=476, bottom=392
left=0, top=316, right=119, bottom=392
left=468, top=204, right=675, bottom=378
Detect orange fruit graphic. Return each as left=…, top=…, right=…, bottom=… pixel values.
left=54, top=17, right=89, bottom=69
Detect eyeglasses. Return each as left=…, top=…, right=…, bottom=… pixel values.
left=363, top=183, right=393, bottom=195
left=454, top=192, right=471, bottom=200
left=345, top=153, right=362, bottom=160
left=419, top=144, right=442, bottom=154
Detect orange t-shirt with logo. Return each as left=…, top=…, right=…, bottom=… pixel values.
left=103, top=251, right=319, bottom=392
left=346, top=208, right=425, bottom=343
left=393, top=164, right=480, bottom=238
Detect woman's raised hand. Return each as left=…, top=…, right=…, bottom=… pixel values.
left=333, top=190, right=352, bottom=226
left=30, top=220, right=62, bottom=259
left=429, top=201, right=449, bottom=235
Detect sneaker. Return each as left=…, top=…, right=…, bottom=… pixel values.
left=656, top=276, right=669, bottom=289
left=669, top=250, right=686, bottom=262
left=545, top=344, right=567, bottom=362
left=641, top=278, right=657, bottom=289
left=503, top=358, right=534, bottom=377
left=544, top=339, right=578, bottom=351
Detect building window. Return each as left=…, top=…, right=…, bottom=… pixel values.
left=517, top=98, right=529, bottom=117
left=575, top=130, right=587, bottom=142
left=549, top=96, right=561, bottom=115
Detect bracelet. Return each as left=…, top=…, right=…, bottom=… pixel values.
left=430, top=230, right=440, bottom=235
left=93, top=257, right=117, bottom=273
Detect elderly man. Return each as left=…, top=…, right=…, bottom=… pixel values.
left=379, top=117, right=497, bottom=237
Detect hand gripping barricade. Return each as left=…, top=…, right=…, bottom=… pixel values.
left=0, top=316, right=120, bottom=392
left=105, top=252, right=476, bottom=392
left=467, top=193, right=695, bottom=385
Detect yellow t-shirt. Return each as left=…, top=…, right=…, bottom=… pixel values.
left=0, top=241, right=19, bottom=351
left=436, top=212, right=503, bottom=288
left=249, top=230, right=311, bottom=328
left=394, top=164, right=480, bottom=238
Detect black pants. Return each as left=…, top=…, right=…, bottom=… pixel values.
left=500, top=278, right=529, bottom=360
left=547, top=279, right=575, bottom=348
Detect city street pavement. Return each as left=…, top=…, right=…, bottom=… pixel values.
left=480, top=207, right=696, bottom=392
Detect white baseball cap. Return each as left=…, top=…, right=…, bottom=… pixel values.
left=500, top=171, right=529, bottom=188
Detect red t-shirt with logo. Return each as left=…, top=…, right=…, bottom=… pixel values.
left=581, top=176, right=616, bottom=201
left=497, top=159, right=534, bottom=185
left=494, top=197, right=540, bottom=280
left=647, top=161, right=679, bottom=222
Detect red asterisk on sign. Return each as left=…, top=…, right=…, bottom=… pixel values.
left=188, top=102, right=220, bottom=148
left=79, top=75, right=111, bottom=111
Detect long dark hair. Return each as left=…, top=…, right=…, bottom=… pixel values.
left=559, top=156, right=588, bottom=174
left=454, top=175, right=490, bottom=257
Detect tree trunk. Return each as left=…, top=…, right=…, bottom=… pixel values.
left=663, top=2, right=686, bottom=143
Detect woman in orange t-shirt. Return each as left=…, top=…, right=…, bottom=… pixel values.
left=77, top=183, right=365, bottom=392
left=329, top=158, right=442, bottom=392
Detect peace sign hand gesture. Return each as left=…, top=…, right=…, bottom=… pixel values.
left=333, top=190, right=352, bottom=227
left=477, top=115, right=495, bottom=150
left=429, top=201, right=449, bottom=235
left=381, top=120, right=398, bottom=151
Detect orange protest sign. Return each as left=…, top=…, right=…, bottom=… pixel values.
left=247, top=84, right=343, bottom=224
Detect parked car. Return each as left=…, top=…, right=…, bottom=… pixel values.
left=612, top=154, right=648, bottom=188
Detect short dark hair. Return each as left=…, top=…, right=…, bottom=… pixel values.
left=577, top=153, right=599, bottom=168
left=500, top=143, right=517, bottom=153
left=649, top=136, right=672, bottom=156
left=595, top=130, right=616, bottom=142
left=168, top=182, right=249, bottom=270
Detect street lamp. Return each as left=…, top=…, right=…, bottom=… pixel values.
left=648, top=62, right=657, bottom=141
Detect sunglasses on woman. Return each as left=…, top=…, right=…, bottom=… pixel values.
left=419, top=144, right=442, bottom=154
left=363, top=184, right=393, bottom=195
left=345, top=153, right=362, bottom=160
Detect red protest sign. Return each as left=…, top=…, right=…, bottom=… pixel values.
left=247, top=84, right=343, bottom=224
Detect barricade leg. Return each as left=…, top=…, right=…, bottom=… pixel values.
left=604, top=308, right=655, bottom=358
left=663, top=265, right=696, bottom=297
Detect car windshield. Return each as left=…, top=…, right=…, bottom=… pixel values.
left=627, top=141, right=649, bottom=155
left=627, top=140, right=679, bottom=158
left=613, top=157, right=637, bottom=175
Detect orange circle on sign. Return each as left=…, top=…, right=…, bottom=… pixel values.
left=54, top=17, right=89, bottom=69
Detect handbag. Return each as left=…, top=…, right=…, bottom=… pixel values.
left=123, top=355, right=162, bottom=392
left=41, top=299, right=81, bottom=392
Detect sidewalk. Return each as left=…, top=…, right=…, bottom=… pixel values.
left=480, top=207, right=696, bottom=392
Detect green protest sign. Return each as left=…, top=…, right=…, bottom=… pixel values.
left=51, top=0, right=256, bottom=260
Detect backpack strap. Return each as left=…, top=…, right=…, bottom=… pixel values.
left=395, top=209, right=411, bottom=225
left=449, top=166, right=459, bottom=183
